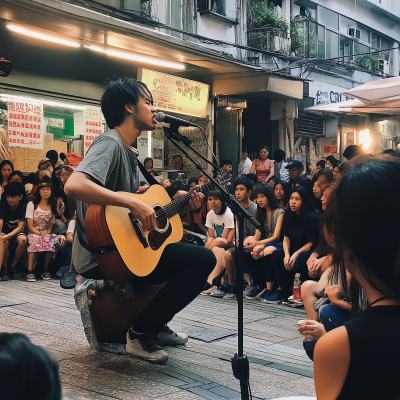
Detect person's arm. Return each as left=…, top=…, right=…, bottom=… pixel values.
left=314, top=326, right=350, bottom=400
left=288, top=241, right=315, bottom=270
left=207, top=228, right=232, bottom=249
left=243, top=230, right=261, bottom=251
left=324, top=285, right=352, bottom=312
left=205, top=227, right=215, bottom=249
left=257, top=212, right=284, bottom=246
left=66, top=232, right=74, bottom=243
left=27, top=218, right=42, bottom=235
left=264, top=162, right=275, bottom=182
left=0, top=219, right=3, bottom=233
left=249, top=160, right=256, bottom=174
left=283, top=235, right=290, bottom=269
left=56, top=199, right=68, bottom=225
left=2, top=221, right=24, bottom=240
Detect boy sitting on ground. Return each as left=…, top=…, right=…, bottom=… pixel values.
left=0, top=182, right=27, bottom=281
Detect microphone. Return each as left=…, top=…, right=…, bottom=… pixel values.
left=155, top=112, right=199, bottom=128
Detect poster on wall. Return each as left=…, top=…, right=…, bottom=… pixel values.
left=152, top=138, right=164, bottom=170
left=139, top=68, right=209, bottom=118
left=319, top=137, right=339, bottom=159
left=83, top=106, right=103, bottom=154
left=137, top=135, right=150, bottom=163
left=7, top=98, right=44, bottom=149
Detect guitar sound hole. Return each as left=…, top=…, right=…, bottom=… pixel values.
left=154, top=206, right=168, bottom=231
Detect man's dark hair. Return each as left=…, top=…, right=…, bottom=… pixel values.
left=316, top=160, right=325, bottom=169
left=273, top=148, right=286, bottom=162
left=343, top=145, right=363, bottom=160
left=46, top=150, right=58, bottom=167
left=234, top=177, right=253, bottom=192
left=4, top=181, right=25, bottom=198
left=316, top=168, right=334, bottom=183
left=0, top=333, right=61, bottom=400
left=101, top=78, right=153, bottom=129
left=383, top=149, right=400, bottom=159
left=206, top=190, right=228, bottom=215
left=245, top=173, right=258, bottom=185
left=173, top=155, right=182, bottom=160
left=220, top=159, right=232, bottom=167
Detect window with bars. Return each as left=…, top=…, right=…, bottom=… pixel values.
left=296, top=116, right=325, bottom=136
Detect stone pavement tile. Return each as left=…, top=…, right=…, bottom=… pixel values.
left=278, top=376, right=316, bottom=397
left=166, top=321, right=236, bottom=342
left=244, top=320, right=300, bottom=339
left=279, top=337, right=306, bottom=350
left=62, top=384, right=116, bottom=399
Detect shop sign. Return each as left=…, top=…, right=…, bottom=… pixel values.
left=7, top=98, right=43, bottom=149
left=308, top=82, right=353, bottom=106
left=375, top=119, right=399, bottom=138
left=139, top=68, right=209, bottom=118
left=84, top=106, right=103, bottom=154
left=46, top=117, right=65, bottom=129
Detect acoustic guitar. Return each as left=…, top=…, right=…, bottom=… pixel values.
left=85, top=175, right=229, bottom=282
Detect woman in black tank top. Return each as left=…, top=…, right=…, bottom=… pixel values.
left=312, top=158, right=400, bottom=400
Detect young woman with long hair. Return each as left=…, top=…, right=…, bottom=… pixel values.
left=274, top=180, right=291, bottom=208
left=268, top=186, right=320, bottom=304
left=312, top=158, right=400, bottom=400
left=243, top=184, right=285, bottom=301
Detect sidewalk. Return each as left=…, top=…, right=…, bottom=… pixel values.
left=0, top=279, right=315, bottom=399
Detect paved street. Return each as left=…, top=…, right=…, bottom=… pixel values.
left=0, top=279, right=315, bottom=399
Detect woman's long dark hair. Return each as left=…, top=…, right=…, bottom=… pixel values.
left=33, top=178, right=57, bottom=215
left=206, top=190, right=228, bottom=215
left=293, top=176, right=313, bottom=202
left=284, top=186, right=314, bottom=230
left=0, top=160, right=14, bottom=183
left=324, top=157, right=400, bottom=314
left=0, top=333, right=61, bottom=400
left=255, top=184, right=278, bottom=234
left=274, top=180, right=291, bottom=208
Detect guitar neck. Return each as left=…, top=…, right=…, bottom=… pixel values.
left=163, top=180, right=214, bottom=219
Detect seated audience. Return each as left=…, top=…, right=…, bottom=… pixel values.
left=245, top=173, right=258, bottom=202
left=0, top=160, right=13, bottom=199
left=310, top=158, right=400, bottom=400
left=54, top=165, right=63, bottom=179
left=243, top=184, right=285, bottom=301
left=143, top=157, right=153, bottom=171
left=188, top=177, right=199, bottom=190
left=325, top=155, right=340, bottom=171
left=272, top=148, right=288, bottom=180
left=0, top=182, right=27, bottom=281
left=161, top=178, right=172, bottom=188
left=266, top=176, right=280, bottom=188
left=26, top=179, right=60, bottom=282
left=164, top=154, right=184, bottom=170
left=148, top=169, right=158, bottom=177
left=274, top=180, right=291, bottom=208
left=316, top=160, right=325, bottom=172
left=8, top=171, right=27, bottom=203
left=268, top=186, right=319, bottom=304
left=285, top=160, right=303, bottom=185
left=198, top=172, right=209, bottom=186
left=293, top=176, right=313, bottom=202
left=238, top=146, right=252, bottom=177
left=211, top=177, right=257, bottom=299
left=0, top=332, right=62, bottom=400
left=220, top=160, right=234, bottom=193
left=202, top=190, right=234, bottom=294
left=313, top=168, right=334, bottom=214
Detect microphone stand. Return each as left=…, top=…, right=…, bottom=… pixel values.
left=162, top=126, right=260, bottom=400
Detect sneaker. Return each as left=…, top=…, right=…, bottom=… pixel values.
left=245, top=286, right=264, bottom=300
left=155, top=325, right=188, bottom=346
left=9, top=268, right=21, bottom=279
left=60, top=272, right=78, bottom=289
left=211, top=283, right=233, bottom=298
left=266, top=289, right=287, bottom=304
left=223, top=287, right=236, bottom=300
left=126, top=332, right=168, bottom=364
left=27, top=273, right=36, bottom=282
left=243, top=286, right=252, bottom=297
left=260, top=289, right=274, bottom=303
left=201, top=282, right=216, bottom=295
left=41, top=271, right=51, bottom=281
left=1, top=268, right=9, bottom=281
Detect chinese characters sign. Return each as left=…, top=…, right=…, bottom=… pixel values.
left=7, top=99, right=43, bottom=149
left=84, top=106, right=103, bottom=154
left=140, top=68, right=209, bottom=118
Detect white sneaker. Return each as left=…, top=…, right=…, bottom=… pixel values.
left=155, top=325, right=188, bottom=346
left=27, top=273, right=36, bottom=282
left=126, top=331, right=168, bottom=364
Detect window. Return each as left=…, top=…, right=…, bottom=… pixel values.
left=340, top=35, right=353, bottom=64
left=318, top=6, right=339, bottom=30
left=211, top=0, right=226, bottom=16
left=318, top=24, right=325, bottom=59
left=354, top=42, right=370, bottom=63
left=326, top=30, right=339, bottom=58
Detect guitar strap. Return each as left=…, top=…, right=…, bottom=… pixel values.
left=76, top=159, right=160, bottom=255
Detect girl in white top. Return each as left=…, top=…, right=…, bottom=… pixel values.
left=202, top=190, right=234, bottom=294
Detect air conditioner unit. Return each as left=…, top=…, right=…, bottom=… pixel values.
left=378, top=59, right=390, bottom=74
left=348, top=26, right=361, bottom=39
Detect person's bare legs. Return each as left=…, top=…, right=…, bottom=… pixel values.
left=301, top=280, right=320, bottom=321
left=0, top=237, right=7, bottom=271
left=43, top=251, right=53, bottom=271
left=10, top=236, right=27, bottom=268
left=27, top=252, right=38, bottom=273
left=207, top=247, right=226, bottom=285
left=224, top=251, right=235, bottom=285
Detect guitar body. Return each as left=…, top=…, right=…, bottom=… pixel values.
left=85, top=185, right=183, bottom=281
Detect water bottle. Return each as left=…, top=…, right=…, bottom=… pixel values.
left=293, top=273, right=302, bottom=301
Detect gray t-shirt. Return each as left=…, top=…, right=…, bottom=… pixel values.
left=235, top=201, right=257, bottom=239
left=71, top=130, right=139, bottom=274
